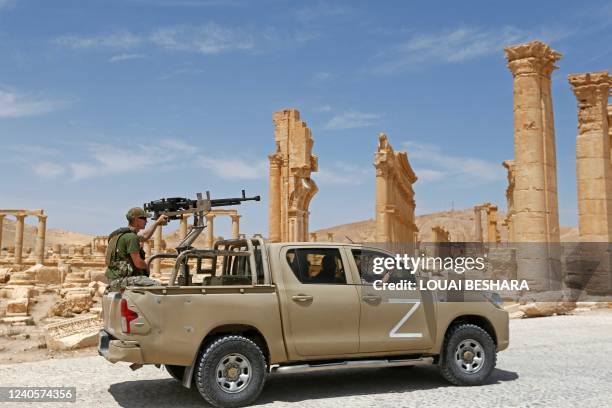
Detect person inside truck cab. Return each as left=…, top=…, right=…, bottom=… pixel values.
left=104, top=207, right=168, bottom=291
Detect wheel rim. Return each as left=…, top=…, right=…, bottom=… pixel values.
left=454, top=338, right=485, bottom=374
left=215, top=353, right=252, bottom=393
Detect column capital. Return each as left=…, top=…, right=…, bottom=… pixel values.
left=38, top=214, right=48, bottom=221
left=568, top=71, right=610, bottom=101
left=205, top=213, right=216, bottom=221
left=268, top=153, right=283, bottom=167
left=230, top=214, right=242, bottom=221
left=505, top=41, right=561, bottom=77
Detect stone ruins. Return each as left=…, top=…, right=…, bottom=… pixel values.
left=504, top=40, right=562, bottom=291
left=268, top=109, right=318, bottom=242
left=472, top=203, right=501, bottom=244
left=2, top=40, right=612, bottom=357
left=502, top=160, right=516, bottom=242
left=568, top=71, right=612, bottom=242
left=0, top=209, right=47, bottom=265
left=374, top=133, right=418, bottom=244
left=567, top=70, right=612, bottom=295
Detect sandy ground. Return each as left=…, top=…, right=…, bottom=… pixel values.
left=0, top=290, right=100, bottom=364
left=0, top=309, right=611, bottom=407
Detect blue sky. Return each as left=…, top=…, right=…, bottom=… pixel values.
left=0, top=0, right=610, bottom=237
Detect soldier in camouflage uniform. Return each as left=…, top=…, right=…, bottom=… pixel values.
left=105, top=207, right=168, bottom=292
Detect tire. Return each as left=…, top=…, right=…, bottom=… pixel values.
left=195, top=335, right=267, bottom=408
left=439, top=323, right=496, bottom=386
left=165, top=365, right=186, bottom=382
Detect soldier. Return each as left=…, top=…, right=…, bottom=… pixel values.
left=105, top=207, right=168, bottom=292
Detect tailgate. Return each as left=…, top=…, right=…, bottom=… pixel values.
left=102, top=292, right=123, bottom=336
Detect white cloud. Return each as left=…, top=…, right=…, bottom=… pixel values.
left=313, top=104, right=332, bottom=113
left=324, top=111, right=381, bottom=130
left=158, top=67, right=205, bottom=80
left=317, top=162, right=371, bottom=185
left=150, top=23, right=255, bottom=54
left=109, top=53, right=145, bottom=63
left=0, top=89, right=69, bottom=118
left=54, top=31, right=143, bottom=50
left=54, top=139, right=199, bottom=181
left=55, top=23, right=315, bottom=56
left=199, top=157, right=267, bottom=180
left=403, top=140, right=505, bottom=185
left=373, top=25, right=570, bottom=74
left=33, top=162, right=65, bottom=178
left=417, top=169, right=447, bottom=182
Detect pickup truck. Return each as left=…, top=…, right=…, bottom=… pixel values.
left=99, top=237, right=509, bottom=408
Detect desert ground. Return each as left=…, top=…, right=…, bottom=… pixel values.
left=0, top=308, right=610, bottom=408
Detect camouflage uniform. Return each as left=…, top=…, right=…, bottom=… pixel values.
left=105, top=208, right=160, bottom=292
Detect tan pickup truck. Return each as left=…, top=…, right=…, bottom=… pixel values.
left=99, top=237, right=509, bottom=408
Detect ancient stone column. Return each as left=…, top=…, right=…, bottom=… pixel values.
left=268, top=154, right=282, bottom=243
left=473, top=207, right=483, bottom=243
left=502, top=160, right=516, bottom=242
left=14, top=214, right=26, bottom=264
left=568, top=71, right=612, bottom=241
left=309, top=232, right=317, bottom=242
left=179, top=215, right=189, bottom=240
left=153, top=225, right=162, bottom=276
left=268, top=109, right=318, bottom=243
left=35, top=215, right=47, bottom=264
left=374, top=134, right=418, bottom=244
left=230, top=214, right=241, bottom=239
left=52, top=243, right=62, bottom=259
left=567, top=72, right=612, bottom=294
left=505, top=41, right=562, bottom=290
left=327, top=232, right=334, bottom=242
left=486, top=205, right=499, bottom=244
left=205, top=214, right=215, bottom=248
left=0, top=214, right=5, bottom=255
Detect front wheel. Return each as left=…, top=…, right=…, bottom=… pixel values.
left=195, top=335, right=266, bottom=408
left=439, top=324, right=496, bottom=385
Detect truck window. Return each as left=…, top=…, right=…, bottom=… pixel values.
left=351, top=249, right=415, bottom=285
left=286, top=248, right=347, bottom=284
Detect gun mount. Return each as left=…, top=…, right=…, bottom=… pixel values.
left=144, top=190, right=260, bottom=254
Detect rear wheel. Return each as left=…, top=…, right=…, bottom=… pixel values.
left=165, top=365, right=185, bottom=381
left=195, top=335, right=266, bottom=408
left=439, top=324, right=496, bottom=385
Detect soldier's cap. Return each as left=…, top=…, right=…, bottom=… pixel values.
left=126, top=207, right=151, bottom=221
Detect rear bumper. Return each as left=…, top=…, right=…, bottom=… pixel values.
left=98, top=330, right=144, bottom=364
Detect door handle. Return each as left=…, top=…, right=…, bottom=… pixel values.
left=292, top=294, right=313, bottom=302
left=362, top=295, right=381, bottom=304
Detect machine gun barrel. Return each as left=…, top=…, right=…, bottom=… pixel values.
left=210, top=190, right=261, bottom=207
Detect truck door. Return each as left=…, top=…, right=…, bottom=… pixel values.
left=280, top=246, right=360, bottom=357
left=348, top=248, right=435, bottom=353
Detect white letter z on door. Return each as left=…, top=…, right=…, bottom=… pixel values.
left=388, top=299, right=423, bottom=338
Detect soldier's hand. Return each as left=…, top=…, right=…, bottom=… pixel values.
left=156, top=214, right=169, bottom=226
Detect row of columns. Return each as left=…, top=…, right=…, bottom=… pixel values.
left=0, top=212, right=47, bottom=265
left=473, top=204, right=500, bottom=244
